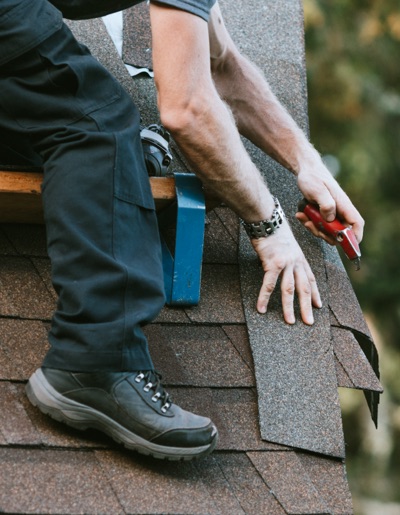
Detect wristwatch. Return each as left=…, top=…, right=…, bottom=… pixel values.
left=241, top=197, right=285, bottom=239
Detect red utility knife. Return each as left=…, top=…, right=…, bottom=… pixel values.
left=298, top=199, right=361, bottom=270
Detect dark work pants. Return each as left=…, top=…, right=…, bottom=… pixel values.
left=0, top=23, right=165, bottom=372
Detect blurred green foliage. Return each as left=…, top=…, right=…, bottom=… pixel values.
left=304, top=0, right=400, bottom=509
left=304, top=0, right=400, bottom=353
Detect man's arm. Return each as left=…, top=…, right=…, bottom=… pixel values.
left=207, top=3, right=364, bottom=243
left=149, top=2, right=322, bottom=325
left=149, top=3, right=274, bottom=222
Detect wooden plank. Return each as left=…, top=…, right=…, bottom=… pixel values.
left=0, top=171, right=178, bottom=224
left=149, top=176, right=176, bottom=210
left=0, top=171, right=42, bottom=194
left=0, top=170, right=220, bottom=224
left=0, top=171, right=177, bottom=198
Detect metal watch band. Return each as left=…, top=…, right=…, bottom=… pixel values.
left=241, top=197, right=285, bottom=239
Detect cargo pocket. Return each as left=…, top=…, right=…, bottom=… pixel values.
left=113, top=129, right=155, bottom=210
left=112, top=132, right=165, bottom=315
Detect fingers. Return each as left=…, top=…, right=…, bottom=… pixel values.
left=257, top=260, right=322, bottom=325
left=295, top=212, right=337, bottom=245
left=297, top=172, right=337, bottom=223
left=340, top=205, right=365, bottom=243
left=352, top=218, right=364, bottom=243
left=296, top=194, right=365, bottom=245
left=316, top=193, right=336, bottom=223
left=294, top=262, right=321, bottom=324
left=280, top=270, right=296, bottom=325
left=297, top=170, right=365, bottom=243
left=256, top=269, right=279, bottom=315
left=281, top=262, right=321, bottom=325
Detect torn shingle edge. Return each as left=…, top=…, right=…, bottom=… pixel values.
left=325, top=247, right=383, bottom=426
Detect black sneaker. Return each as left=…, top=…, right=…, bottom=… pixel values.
left=26, top=368, right=218, bottom=461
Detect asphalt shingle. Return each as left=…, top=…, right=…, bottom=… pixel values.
left=0, top=382, right=41, bottom=446
left=169, top=387, right=286, bottom=451
left=216, top=453, right=287, bottom=514
left=0, top=319, right=49, bottom=380
left=0, top=449, right=123, bottom=514
left=146, top=324, right=254, bottom=387
left=0, top=224, right=47, bottom=257
left=248, top=451, right=330, bottom=514
left=299, top=453, right=353, bottom=515
left=184, top=264, right=245, bottom=324
left=203, top=208, right=239, bottom=264
left=222, top=324, right=255, bottom=373
left=96, top=450, right=227, bottom=515
left=0, top=257, right=55, bottom=319
left=332, top=326, right=383, bottom=392
left=123, top=1, right=152, bottom=69
left=0, top=226, right=15, bottom=254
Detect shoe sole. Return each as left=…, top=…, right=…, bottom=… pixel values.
left=26, top=369, right=218, bottom=461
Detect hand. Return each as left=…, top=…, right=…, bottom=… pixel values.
left=251, top=221, right=322, bottom=325
left=295, top=162, right=364, bottom=244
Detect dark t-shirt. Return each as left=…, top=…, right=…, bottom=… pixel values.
left=0, top=0, right=217, bottom=66
left=50, top=0, right=217, bottom=21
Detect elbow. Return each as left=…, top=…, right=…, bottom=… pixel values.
left=158, top=94, right=211, bottom=141
left=159, top=107, right=191, bottom=139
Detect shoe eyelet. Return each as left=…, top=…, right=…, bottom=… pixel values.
left=151, top=393, right=161, bottom=402
left=143, top=382, right=153, bottom=392
left=135, top=373, right=145, bottom=383
left=161, top=402, right=170, bottom=413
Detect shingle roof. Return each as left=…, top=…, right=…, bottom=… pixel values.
left=0, top=1, right=382, bottom=513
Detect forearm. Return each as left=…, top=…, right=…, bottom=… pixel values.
left=210, top=37, right=363, bottom=240
left=211, top=49, right=323, bottom=176
left=165, top=89, right=276, bottom=221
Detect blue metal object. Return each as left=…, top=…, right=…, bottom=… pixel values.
left=160, top=173, right=205, bottom=306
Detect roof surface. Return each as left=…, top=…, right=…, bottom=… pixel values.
left=0, top=1, right=381, bottom=513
